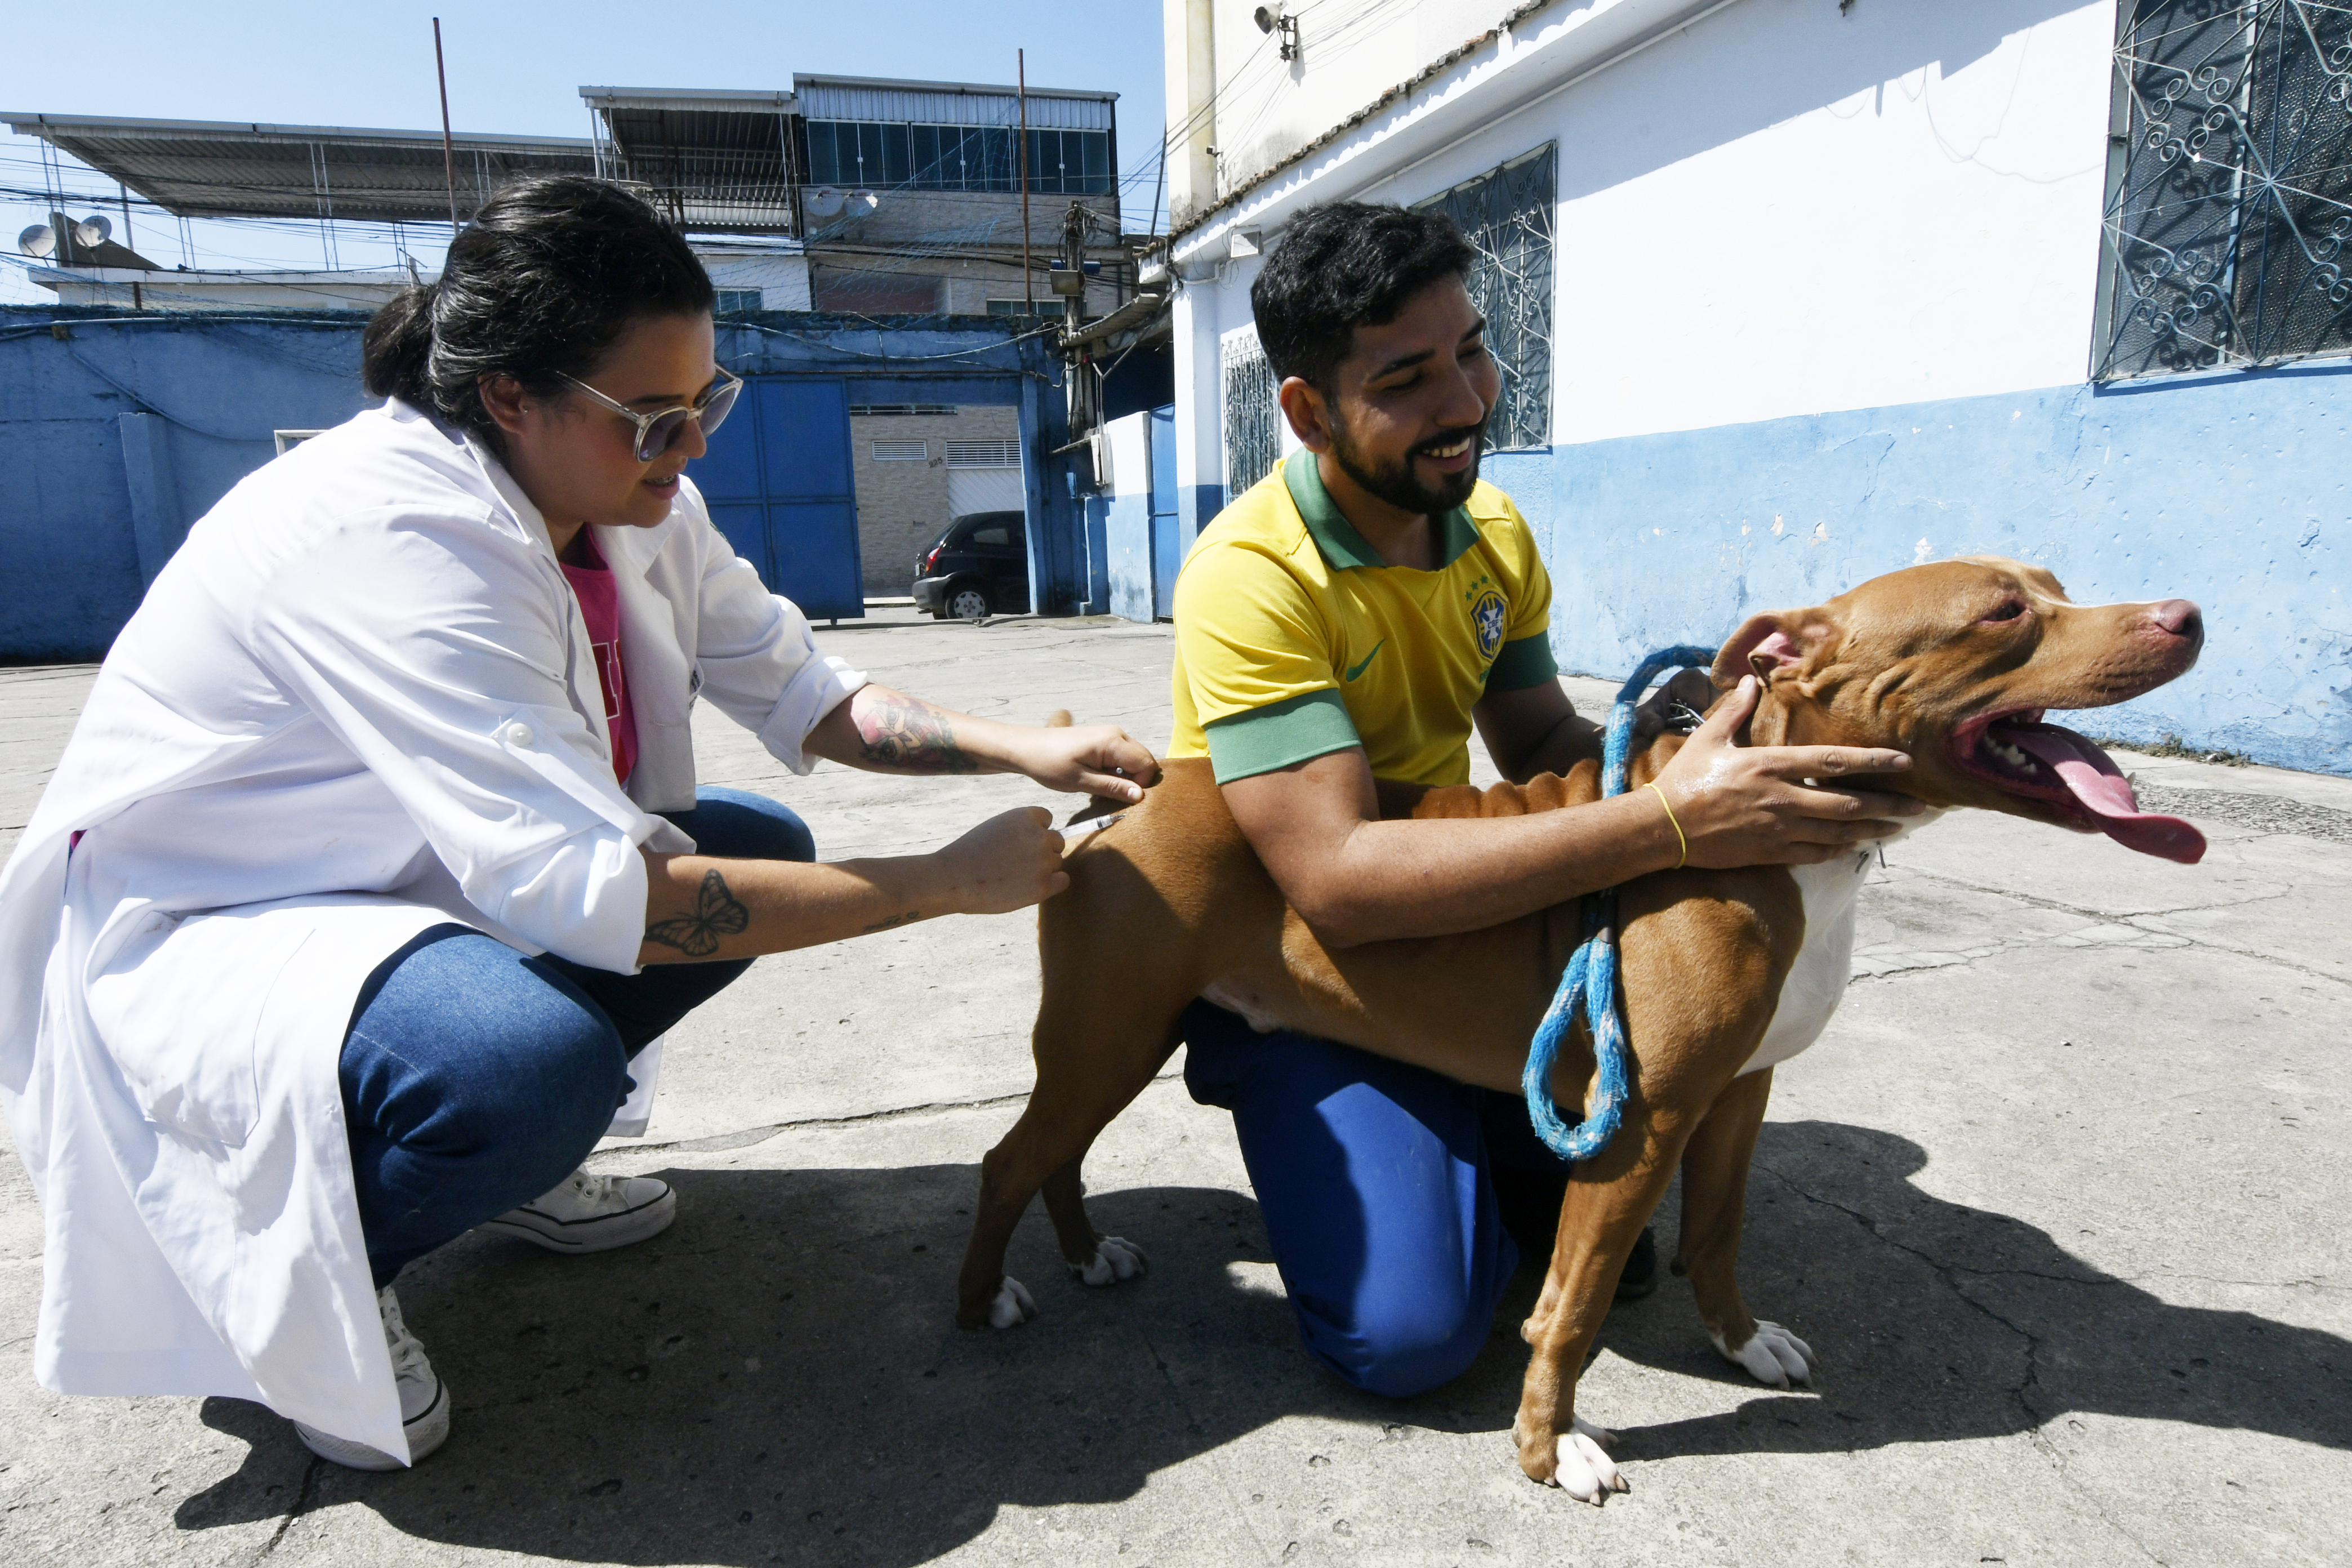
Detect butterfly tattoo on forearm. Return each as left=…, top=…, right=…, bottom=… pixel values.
left=644, top=868, right=750, bottom=958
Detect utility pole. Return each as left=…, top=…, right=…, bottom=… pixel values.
left=434, top=18, right=460, bottom=235
left=1018, top=48, right=1032, bottom=315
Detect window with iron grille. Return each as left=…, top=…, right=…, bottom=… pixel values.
left=1222, top=332, right=1281, bottom=501
left=2096, top=2, right=2352, bottom=380
left=1415, top=144, right=1556, bottom=451
left=871, top=439, right=928, bottom=461
left=714, top=288, right=763, bottom=313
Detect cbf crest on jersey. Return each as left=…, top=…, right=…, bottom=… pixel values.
left=1465, top=574, right=1508, bottom=662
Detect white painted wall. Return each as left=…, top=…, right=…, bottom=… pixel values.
left=1168, top=0, right=2115, bottom=443
left=700, top=248, right=813, bottom=311
left=1526, top=0, right=2112, bottom=442
left=30, top=267, right=413, bottom=311
left=1201, top=0, right=1523, bottom=211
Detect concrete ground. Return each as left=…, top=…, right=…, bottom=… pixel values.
left=1, top=608, right=2347, bottom=1567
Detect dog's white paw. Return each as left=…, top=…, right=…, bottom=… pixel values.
left=1712, top=1320, right=1815, bottom=1388
left=1546, top=1416, right=1627, bottom=1504
left=1069, top=1236, right=1148, bottom=1287
left=987, top=1275, right=1037, bottom=1329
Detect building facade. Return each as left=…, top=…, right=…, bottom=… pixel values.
left=847, top=404, right=1022, bottom=593
left=1159, top=0, right=2351, bottom=774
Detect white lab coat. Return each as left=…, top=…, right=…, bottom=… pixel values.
left=0, top=399, right=866, bottom=1462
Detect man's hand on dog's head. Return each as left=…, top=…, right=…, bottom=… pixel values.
left=1652, top=676, right=1922, bottom=868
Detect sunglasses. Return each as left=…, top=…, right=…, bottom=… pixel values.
left=558, top=367, right=745, bottom=464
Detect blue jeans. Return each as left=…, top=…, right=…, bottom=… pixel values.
left=1182, top=1000, right=1567, bottom=1398
left=341, top=787, right=814, bottom=1288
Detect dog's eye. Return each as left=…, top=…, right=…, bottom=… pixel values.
left=1981, top=600, right=2026, bottom=623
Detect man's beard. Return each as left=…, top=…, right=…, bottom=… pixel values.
left=1326, top=411, right=1487, bottom=516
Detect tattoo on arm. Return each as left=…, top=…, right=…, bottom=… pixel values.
left=853, top=693, right=982, bottom=774
left=861, top=911, right=924, bottom=934
left=645, top=868, right=751, bottom=957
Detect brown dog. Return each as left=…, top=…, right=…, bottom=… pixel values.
left=955, top=556, right=2206, bottom=1498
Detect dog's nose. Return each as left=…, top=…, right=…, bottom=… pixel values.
left=2149, top=599, right=2203, bottom=643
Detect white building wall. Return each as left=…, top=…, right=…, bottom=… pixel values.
left=1159, top=0, right=2350, bottom=773
left=1170, top=0, right=2114, bottom=442
left=700, top=249, right=813, bottom=312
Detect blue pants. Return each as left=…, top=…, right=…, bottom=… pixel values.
left=341, top=787, right=814, bottom=1288
left=1182, top=1001, right=1569, bottom=1398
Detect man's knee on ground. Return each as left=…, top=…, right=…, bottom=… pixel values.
left=1300, top=1284, right=1492, bottom=1400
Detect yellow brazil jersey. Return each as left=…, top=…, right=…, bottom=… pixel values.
left=1169, top=453, right=1557, bottom=787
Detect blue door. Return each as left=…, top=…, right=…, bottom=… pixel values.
left=1148, top=406, right=1182, bottom=620
left=691, top=376, right=864, bottom=619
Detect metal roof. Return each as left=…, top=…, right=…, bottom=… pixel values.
left=1, top=112, right=596, bottom=224
left=580, top=90, right=800, bottom=235
left=580, top=87, right=798, bottom=112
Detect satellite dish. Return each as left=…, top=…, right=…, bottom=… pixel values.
left=805, top=186, right=845, bottom=217
left=74, top=214, right=112, bottom=248
left=848, top=189, right=880, bottom=215
left=17, top=224, right=55, bottom=259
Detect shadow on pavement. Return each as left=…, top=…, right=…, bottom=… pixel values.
left=1598, top=1120, right=2352, bottom=1464
left=170, top=1128, right=2349, bottom=1563
left=172, top=1164, right=1530, bottom=1566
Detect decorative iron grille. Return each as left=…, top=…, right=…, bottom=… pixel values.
left=2097, top=1, right=2352, bottom=380
left=1222, top=333, right=1282, bottom=500
left=1417, top=144, right=1557, bottom=449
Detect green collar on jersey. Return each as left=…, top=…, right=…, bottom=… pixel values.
left=1281, top=454, right=1480, bottom=572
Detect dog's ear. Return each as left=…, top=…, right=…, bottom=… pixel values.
left=1713, top=613, right=1799, bottom=687
left=1712, top=610, right=1839, bottom=688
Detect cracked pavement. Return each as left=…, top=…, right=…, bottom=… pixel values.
left=1, top=609, right=2346, bottom=1567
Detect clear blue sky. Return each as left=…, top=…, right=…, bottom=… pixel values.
left=0, top=0, right=1168, bottom=302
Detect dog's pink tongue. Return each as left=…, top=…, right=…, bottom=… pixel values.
left=2008, top=725, right=2207, bottom=864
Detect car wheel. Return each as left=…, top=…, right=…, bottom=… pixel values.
left=946, top=583, right=992, bottom=621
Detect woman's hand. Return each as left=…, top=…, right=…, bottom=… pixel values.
left=1008, top=722, right=1161, bottom=803
left=809, top=685, right=1159, bottom=801
left=1650, top=676, right=1921, bottom=867
left=935, top=807, right=1071, bottom=913
left=638, top=805, right=1075, bottom=964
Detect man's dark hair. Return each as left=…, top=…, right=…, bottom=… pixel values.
left=362, top=176, right=715, bottom=451
left=1249, top=203, right=1477, bottom=391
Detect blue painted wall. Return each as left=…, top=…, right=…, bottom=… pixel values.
left=1485, top=369, right=2351, bottom=776
left=2, top=307, right=1090, bottom=660
left=0, top=308, right=375, bottom=661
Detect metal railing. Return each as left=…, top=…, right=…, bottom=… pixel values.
left=2096, top=1, right=2352, bottom=380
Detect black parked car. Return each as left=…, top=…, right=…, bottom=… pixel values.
left=911, top=510, right=1030, bottom=620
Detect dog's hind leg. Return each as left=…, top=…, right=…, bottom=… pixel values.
left=1674, top=1066, right=1812, bottom=1388
left=1042, top=1155, right=1147, bottom=1287
left=955, top=1018, right=1181, bottom=1329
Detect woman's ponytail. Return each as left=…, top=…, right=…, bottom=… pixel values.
left=354, top=178, right=714, bottom=451
left=360, top=283, right=436, bottom=404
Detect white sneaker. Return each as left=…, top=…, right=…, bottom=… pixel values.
left=479, top=1166, right=676, bottom=1254
left=295, top=1285, right=449, bottom=1470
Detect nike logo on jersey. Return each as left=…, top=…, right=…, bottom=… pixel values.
left=1343, top=639, right=1387, bottom=682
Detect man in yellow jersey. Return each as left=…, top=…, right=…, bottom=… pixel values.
left=1169, top=203, right=1923, bottom=1397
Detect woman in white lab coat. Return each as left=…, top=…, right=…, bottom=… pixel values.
left=0, top=177, right=1155, bottom=1472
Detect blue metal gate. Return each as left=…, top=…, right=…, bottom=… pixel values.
left=692, top=375, right=864, bottom=619
left=1149, top=406, right=1182, bottom=619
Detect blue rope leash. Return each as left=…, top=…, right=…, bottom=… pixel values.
left=1521, top=644, right=1720, bottom=1161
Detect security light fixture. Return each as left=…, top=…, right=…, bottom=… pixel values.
left=1254, top=6, right=1300, bottom=61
